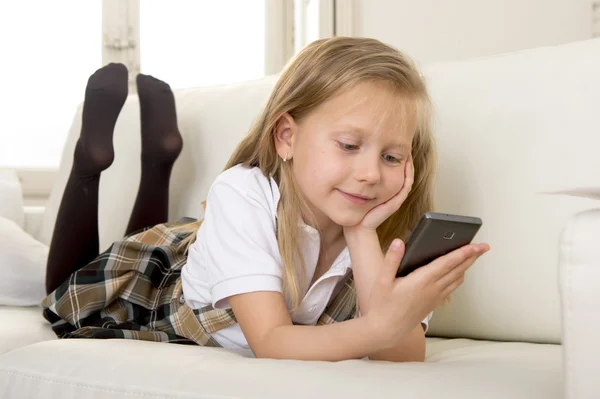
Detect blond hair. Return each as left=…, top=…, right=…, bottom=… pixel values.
left=179, top=37, right=436, bottom=309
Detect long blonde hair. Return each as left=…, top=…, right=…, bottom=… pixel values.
left=179, top=37, right=436, bottom=309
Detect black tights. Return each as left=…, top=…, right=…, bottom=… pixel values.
left=45, top=64, right=183, bottom=294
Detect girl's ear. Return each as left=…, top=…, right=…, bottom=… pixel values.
left=274, top=113, right=296, bottom=161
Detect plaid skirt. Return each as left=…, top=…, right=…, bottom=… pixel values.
left=42, top=218, right=357, bottom=347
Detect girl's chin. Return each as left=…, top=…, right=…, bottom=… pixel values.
left=326, top=210, right=367, bottom=228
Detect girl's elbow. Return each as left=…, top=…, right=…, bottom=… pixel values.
left=411, top=354, right=426, bottom=363
left=250, top=337, right=289, bottom=360
left=370, top=348, right=426, bottom=363
left=252, top=347, right=280, bottom=359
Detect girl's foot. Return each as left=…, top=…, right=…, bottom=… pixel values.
left=74, top=63, right=129, bottom=175
left=136, top=74, right=183, bottom=165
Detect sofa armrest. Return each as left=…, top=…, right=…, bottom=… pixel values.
left=559, top=208, right=600, bottom=399
left=23, top=206, right=45, bottom=242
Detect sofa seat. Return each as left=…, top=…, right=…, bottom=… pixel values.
left=0, top=306, right=56, bottom=355
left=0, top=337, right=561, bottom=398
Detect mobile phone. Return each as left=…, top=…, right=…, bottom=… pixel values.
left=396, top=212, right=482, bottom=277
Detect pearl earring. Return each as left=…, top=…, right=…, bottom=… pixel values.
left=283, top=150, right=289, bottom=162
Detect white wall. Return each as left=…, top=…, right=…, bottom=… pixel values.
left=356, top=0, right=592, bottom=65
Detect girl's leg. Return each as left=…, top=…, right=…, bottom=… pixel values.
left=124, top=74, right=183, bottom=235
left=45, top=63, right=128, bottom=294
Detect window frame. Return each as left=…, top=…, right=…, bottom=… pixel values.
left=17, top=0, right=354, bottom=204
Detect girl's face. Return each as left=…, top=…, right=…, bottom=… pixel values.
left=278, top=81, right=416, bottom=232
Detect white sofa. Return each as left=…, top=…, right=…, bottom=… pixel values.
left=1, top=38, right=599, bottom=398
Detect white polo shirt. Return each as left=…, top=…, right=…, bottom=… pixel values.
left=181, top=165, right=432, bottom=349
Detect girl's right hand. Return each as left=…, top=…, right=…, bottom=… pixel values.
left=365, top=239, right=490, bottom=349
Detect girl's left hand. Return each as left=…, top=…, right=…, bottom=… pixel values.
left=346, top=158, right=414, bottom=233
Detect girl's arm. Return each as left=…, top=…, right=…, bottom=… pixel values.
left=229, top=234, right=487, bottom=361
left=228, top=291, right=384, bottom=361
left=345, top=228, right=426, bottom=362
left=368, top=323, right=426, bottom=362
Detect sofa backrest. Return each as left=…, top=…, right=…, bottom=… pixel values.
left=41, top=76, right=279, bottom=249
left=41, top=39, right=600, bottom=344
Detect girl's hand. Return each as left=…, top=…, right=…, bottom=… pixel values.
left=365, top=239, right=490, bottom=349
left=346, top=158, right=414, bottom=233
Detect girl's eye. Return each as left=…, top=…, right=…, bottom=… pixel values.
left=337, top=141, right=360, bottom=151
left=383, top=154, right=401, bottom=164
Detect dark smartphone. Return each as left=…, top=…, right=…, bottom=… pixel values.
left=396, top=212, right=482, bottom=277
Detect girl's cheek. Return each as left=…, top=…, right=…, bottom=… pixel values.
left=382, top=179, right=404, bottom=203
left=395, top=173, right=406, bottom=190
left=387, top=173, right=405, bottom=193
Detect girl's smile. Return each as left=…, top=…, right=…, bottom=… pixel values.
left=336, top=189, right=375, bottom=206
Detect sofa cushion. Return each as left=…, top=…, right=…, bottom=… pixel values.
left=0, top=217, right=49, bottom=306
left=0, top=306, right=56, bottom=355
left=0, top=169, right=24, bottom=228
left=0, top=338, right=561, bottom=398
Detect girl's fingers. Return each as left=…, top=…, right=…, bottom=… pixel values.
left=425, top=245, right=477, bottom=281
left=436, top=255, right=478, bottom=291
left=382, top=239, right=405, bottom=280
left=398, top=160, right=414, bottom=202
left=407, top=157, right=415, bottom=180
left=440, top=272, right=467, bottom=300
left=368, top=160, right=415, bottom=225
left=429, top=244, right=488, bottom=282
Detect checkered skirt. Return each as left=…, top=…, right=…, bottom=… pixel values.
left=42, top=218, right=357, bottom=347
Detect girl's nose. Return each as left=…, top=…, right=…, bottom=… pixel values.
left=353, top=155, right=381, bottom=184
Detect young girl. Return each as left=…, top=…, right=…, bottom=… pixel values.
left=42, top=37, right=489, bottom=362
